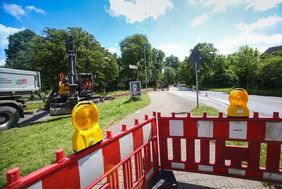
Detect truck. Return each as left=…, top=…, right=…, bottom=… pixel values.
left=0, top=67, right=41, bottom=130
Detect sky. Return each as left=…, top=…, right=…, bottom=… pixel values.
left=1, top=0, right=282, bottom=66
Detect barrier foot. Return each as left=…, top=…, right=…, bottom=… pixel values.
left=147, top=170, right=178, bottom=189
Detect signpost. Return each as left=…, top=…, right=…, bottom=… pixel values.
left=189, top=47, right=201, bottom=108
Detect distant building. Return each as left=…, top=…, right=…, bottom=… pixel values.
left=264, top=45, right=282, bottom=54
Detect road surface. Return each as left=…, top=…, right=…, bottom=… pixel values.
left=168, top=88, right=282, bottom=117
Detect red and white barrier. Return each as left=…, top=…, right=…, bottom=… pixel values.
left=158, top=112, right=282, bottom=183
left=6, top=113, right=158, bottom=189
left=5, top=111, right=282, bottom=188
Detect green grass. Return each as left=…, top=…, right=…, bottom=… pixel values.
left=24, top=101, right=45, bottom=110
left=209, top=88, right=232, bottom=93
left=0, top=94, right=150, bottom=188
left=191, top=105, right=219, bottom=116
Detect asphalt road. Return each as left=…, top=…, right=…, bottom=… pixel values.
left=168, top=88, right=282, bottom=117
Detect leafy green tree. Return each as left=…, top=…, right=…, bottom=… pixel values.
left=5, top=27, right=118, bottom=92
left=151, top=48, right=165, bottom=87
left=119, top=34, right=152, bottom=88
left=177, top=57, right=194, bottom=86
left=165, top=55, right=180, bottom=69
left=5, top=29, right=36, bottom=69
left=255, top=50, right=282, bottom=89
left=227, top=46, right=260, bottom=88
left=163, top=67, right=176, bottom=84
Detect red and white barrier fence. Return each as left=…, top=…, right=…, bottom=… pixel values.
left=5, top=111, right=282, bottom=188
left=6, top=113, right=158, bottom=189
left=158, top=112, right=282, bottom=183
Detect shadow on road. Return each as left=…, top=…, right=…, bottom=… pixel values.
left=17, top=110, right=70, bottom=128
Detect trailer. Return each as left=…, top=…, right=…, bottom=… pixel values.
left=0, top=67, right=41, bottom=130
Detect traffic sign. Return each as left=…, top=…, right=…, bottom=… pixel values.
left=129, top=65, right=137, bottom=69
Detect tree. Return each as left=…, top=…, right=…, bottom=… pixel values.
left=151, top=48, right=165, bottom=87
left=119, top=34, right=152, bottom=89
left=5, top=29, right=36, bottom=69
left=165, top=55, right=180, bottom=70
left=5, top=27, right=119, bottom=92
left=163, top=67, right=176, bottom=84
left=177, top=57, right=194, bottom=86
left=227, top=46, right=260, bottom=88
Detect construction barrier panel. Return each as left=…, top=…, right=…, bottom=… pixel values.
left=6, top=113, right=158, bottom=189
left=158, top=112, right=282, bottom=183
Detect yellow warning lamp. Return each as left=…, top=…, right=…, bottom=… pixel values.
left=72, top=101, right=103, bottom=152
left=227, top=88, right=249, bottom=117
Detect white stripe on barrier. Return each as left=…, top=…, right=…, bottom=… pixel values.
left=265, top=122, right=282, bottom=141
left=263, top=172, right=282, bottom=181
left=229, top=121, right=247, bottom=139
left=145, top=168, right=154, bottom=181
left=171, top=162, right=185, bottom=169
left=198, top=121, right=213, bottom=138
left=27, top=181, right=42, bottom=189
left=228, top=168, right=245, bottom=176
left=198, top=165, right=213, bottom=172
left=143, top=123, right=152, bottom=143
left=169, top=120, right=184, bottom=136
left=78, top=149, right=104, bottom=189
left=119, top=133, right=133, bottom=159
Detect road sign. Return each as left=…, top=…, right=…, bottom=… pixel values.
left=129, top=65, right=138, bottom=69
left=189, top=47, right=201, bottom=64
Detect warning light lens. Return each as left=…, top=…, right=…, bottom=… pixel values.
left=72, top=102, right=99, bottom=131
left=228, top=88, right=249, bottom=117
left=229, top=89, right=248, bottom=107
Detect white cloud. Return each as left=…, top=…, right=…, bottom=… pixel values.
left=108, top=47, right=117, bottom=54
left=215, top=32, right=282, bottom=54
left=189, top=0, right=282, bottom=12
left=0, top=24, right=24, bottom=47
left=108, top=0, right=173, bottom=23
left=245, top=0, right=282, bottom=11
left=26, top=6, right=46, bottom=15
left=236, top=15, right=282, bottom=32
left=191, top=14, right=209, bottom=28
left=3, top=3, right=25, bottom=19
left=3, top=3, right=46, bottom=19
left=157, top=43, right=191, bottom=61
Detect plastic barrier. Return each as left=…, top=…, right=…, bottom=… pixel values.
left=158, top=112, right=282, bottom=183
left=6, top=113, right=158, bottom=189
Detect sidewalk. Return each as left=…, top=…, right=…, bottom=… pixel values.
left=105, top=91, right=268, bottom=189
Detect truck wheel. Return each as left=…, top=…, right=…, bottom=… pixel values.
left=0, top=106, right=20, bottom=130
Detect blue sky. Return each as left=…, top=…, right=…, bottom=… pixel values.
left=1, top=0, right=282, bottom=65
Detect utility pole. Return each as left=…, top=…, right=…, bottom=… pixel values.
left=189, top=47, right=200, bottom=108
left=143, top=45, right=147, bottom=90
left=195, top=59, right=199, bottom=108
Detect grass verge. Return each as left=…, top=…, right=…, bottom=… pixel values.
left=191, top=105, right=219, bottom=116
left=24, top=101, right=45, bottom=111
left=0, top=94, right=150, bottom=187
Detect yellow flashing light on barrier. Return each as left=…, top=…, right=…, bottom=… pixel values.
left=72, top=101, right=103, bottom=152
left=227, top=88, right=249, bottom=117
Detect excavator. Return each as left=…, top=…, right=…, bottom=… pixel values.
left=46, top=35, right=102, bottom=115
